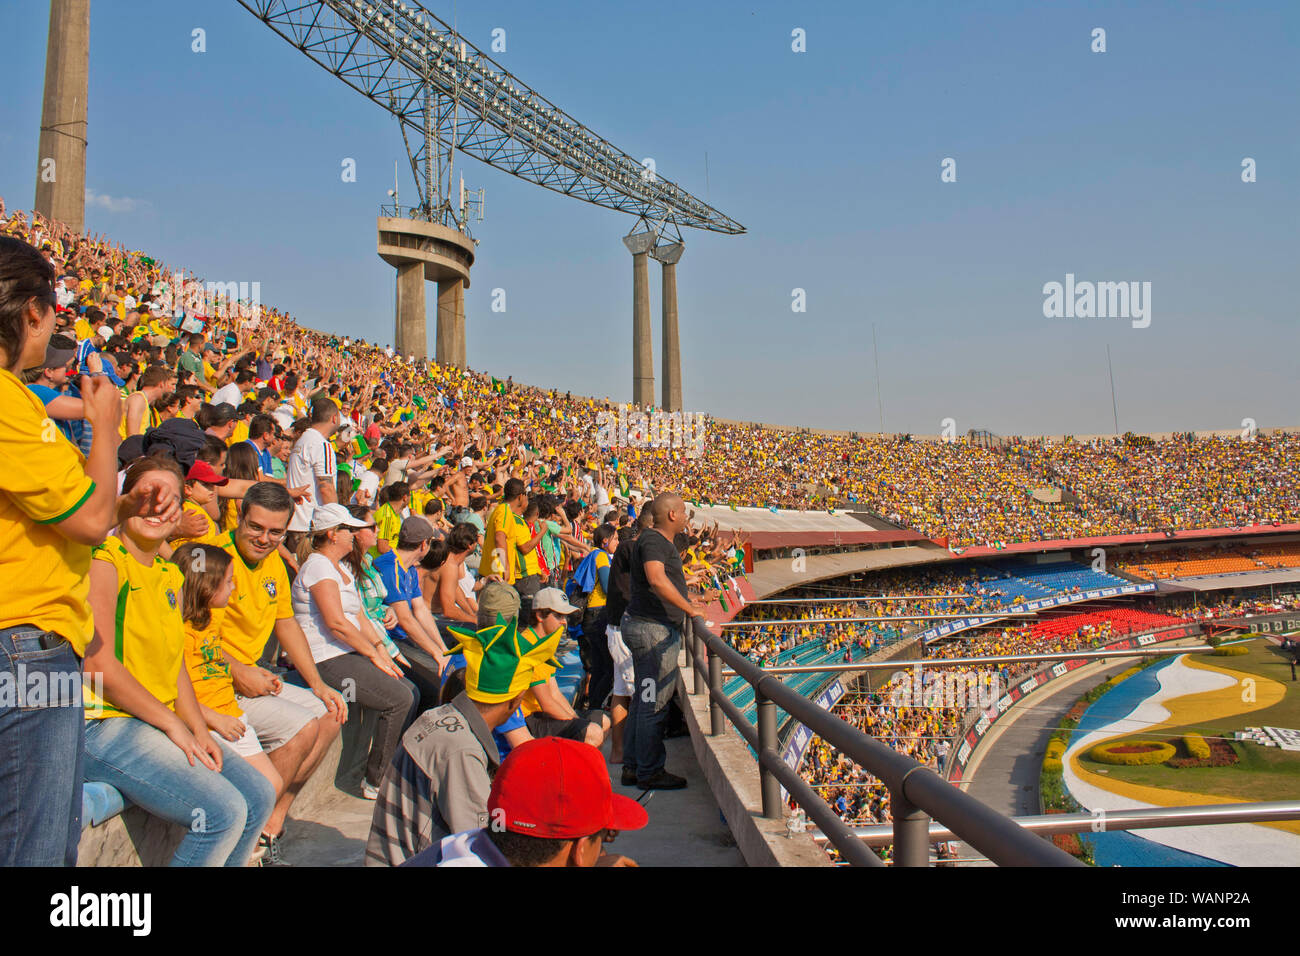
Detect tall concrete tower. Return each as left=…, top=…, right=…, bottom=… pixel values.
left=34, top=0, right=90, bottom=234
left=652, top=241, right=684, bottom=412
left=623, top=227, right=658, bottom=407
left=378, top=217, right=474, bottom=365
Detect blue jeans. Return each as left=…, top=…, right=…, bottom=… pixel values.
left=619, top=614, right=681, bottom=780
left=83, top=716, right=276, bottom=867
left=0, top=626, right=85, bottom=866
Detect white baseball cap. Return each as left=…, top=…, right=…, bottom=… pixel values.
left=532, top=587, right=579, bottom=616
left=460, top=456, right=475, bottom=469
left=311, top=503, right=369, bottom=532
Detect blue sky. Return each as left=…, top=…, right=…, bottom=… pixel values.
left=2, top=0, right=1296, bottom=435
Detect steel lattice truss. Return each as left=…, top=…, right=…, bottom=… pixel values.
left=235, top=0, right=744, bottom=235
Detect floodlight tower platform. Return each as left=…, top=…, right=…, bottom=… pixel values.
left=378, top=216, right=475, bottom=366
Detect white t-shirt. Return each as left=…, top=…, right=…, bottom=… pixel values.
left=212, top=383, right=242, bottom=407
left=353, top=468, right=381, bottom=506
left=272, top=403, right=296, bottom=432
left=291, top=553, right=363, bottom=664
left=384, top=458, right=410, bottom=487
left=288, top=428, right=336, bottom=532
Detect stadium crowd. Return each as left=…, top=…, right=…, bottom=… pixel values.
left=2, top=196, right=1297, bottom=868
left=0, top=203, right=757, bottom=867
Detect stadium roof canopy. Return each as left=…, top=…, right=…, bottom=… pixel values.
left=1156, top=568, right=1300, bottom=592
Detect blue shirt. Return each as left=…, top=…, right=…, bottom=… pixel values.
left=243, top=439, right=273, bottom=476
left=28, top=382, right=92, bottom=455
left=374, top=549, right=422, bottom=642
left=75, top=340, right=124, bottom=386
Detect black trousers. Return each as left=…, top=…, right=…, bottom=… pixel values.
left=577, top=604, right=613, bottom=710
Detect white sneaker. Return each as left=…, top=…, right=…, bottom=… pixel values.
left=361, top=779, right=380, bottom=800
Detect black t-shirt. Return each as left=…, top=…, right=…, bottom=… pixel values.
left=627, top=528, right=688, bottom=627
left=605, top=529, right=639, bottom=625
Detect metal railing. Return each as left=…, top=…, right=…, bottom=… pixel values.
left=808, top=801, right=1300, bottom=848
left=682, top=614, right=1082, bottom=867
left=720, top=642, right=1221, bottom=677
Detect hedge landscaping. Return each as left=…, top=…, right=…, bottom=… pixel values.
left=1089, top=739, right=1178, bottom=766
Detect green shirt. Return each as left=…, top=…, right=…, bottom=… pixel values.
left=178, top=349, right=204, bottom=380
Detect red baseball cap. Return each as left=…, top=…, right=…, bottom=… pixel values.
left=488, top=737, right=648, bottom=839
left=186, top=460, right=229, bottom=486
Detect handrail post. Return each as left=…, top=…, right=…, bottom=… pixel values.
left=682, top=616, right=694, bottom=690
left=755, top=683, right=782, bottom=819
left=695, top=628, right=707, bottom=696
left=686, top=618, right=702, bottom=696
left=891, top=782, right=930, bottom=867
left=708, top=648, right=724, bottom=736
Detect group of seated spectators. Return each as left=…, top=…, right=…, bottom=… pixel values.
left=0, top=204, right=758, bottom=867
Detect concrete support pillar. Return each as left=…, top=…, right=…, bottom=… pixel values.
left=652, top=241, right=684, bottom=412
left=622, top=229, right=658, bottom=407
left=435, top=279, right=467, bottom=368
left=452, top=281, right=466, bottom=368
left=435, top=279, right=457, bottom=365
left=396, top=261, right=427, bottom=359
left=34, top=0, right=91, bottom=234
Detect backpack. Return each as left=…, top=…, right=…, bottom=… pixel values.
left=142, top=416, right=207, bottom=471
left=564, top=549, right=601, bottom=608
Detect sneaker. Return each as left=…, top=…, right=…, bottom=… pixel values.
left=257, top=832, right=291, bottom=866
left=637, top=770, right=687, bottom=790
left=620, top=767, right=636, bottom=787
left=248, top=842, right=268, bottom=867
left=361, top=779, right=380, bottom=800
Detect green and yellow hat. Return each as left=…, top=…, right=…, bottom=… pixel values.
left=444, top=614, right=565, bottom=704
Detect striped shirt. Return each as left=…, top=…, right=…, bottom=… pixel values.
left=363, top=693, right=500, bottom=867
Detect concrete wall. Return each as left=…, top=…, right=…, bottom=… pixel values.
left=77, top=707, right=378, bottom=866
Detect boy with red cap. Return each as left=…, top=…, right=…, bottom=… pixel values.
left=402, top=736, right=647, bottom=867
left=364, top=604, right=565, bottom=866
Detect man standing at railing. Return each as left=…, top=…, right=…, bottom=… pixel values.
left=621, top=492, right=707, bottom=790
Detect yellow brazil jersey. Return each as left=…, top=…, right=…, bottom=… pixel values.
left=229, top=420, right=249, bottom=446
left=511, top=512, right=541, bottom=578
left=117, top=392, right=158, bottom=440
left=479, top=503, right=513, bottom=580
left=183, top=615, right=241, bottom=718
left=171, top=501, right=222, bottom=550
left=221, top=498, right=239, bottom=533
left=86, top=537, right=186, bottom=720
left=217, top=531, right=293, bottom=667
left=410, top=488, right=433, bottom=518
left=372, top=502, right=402, bottom=557
left=0, top=367, right=97, bottom=653
left=587, top=549, right=611, bottom=608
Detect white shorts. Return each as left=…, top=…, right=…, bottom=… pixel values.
left=607, top=624, right=634, bottom=699
left=236, top=681, right=327, bottom=752
left=210, top=720, right=264, bottom=758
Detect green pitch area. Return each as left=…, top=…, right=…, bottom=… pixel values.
left=1077, top=639, right=1300, bottom=804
